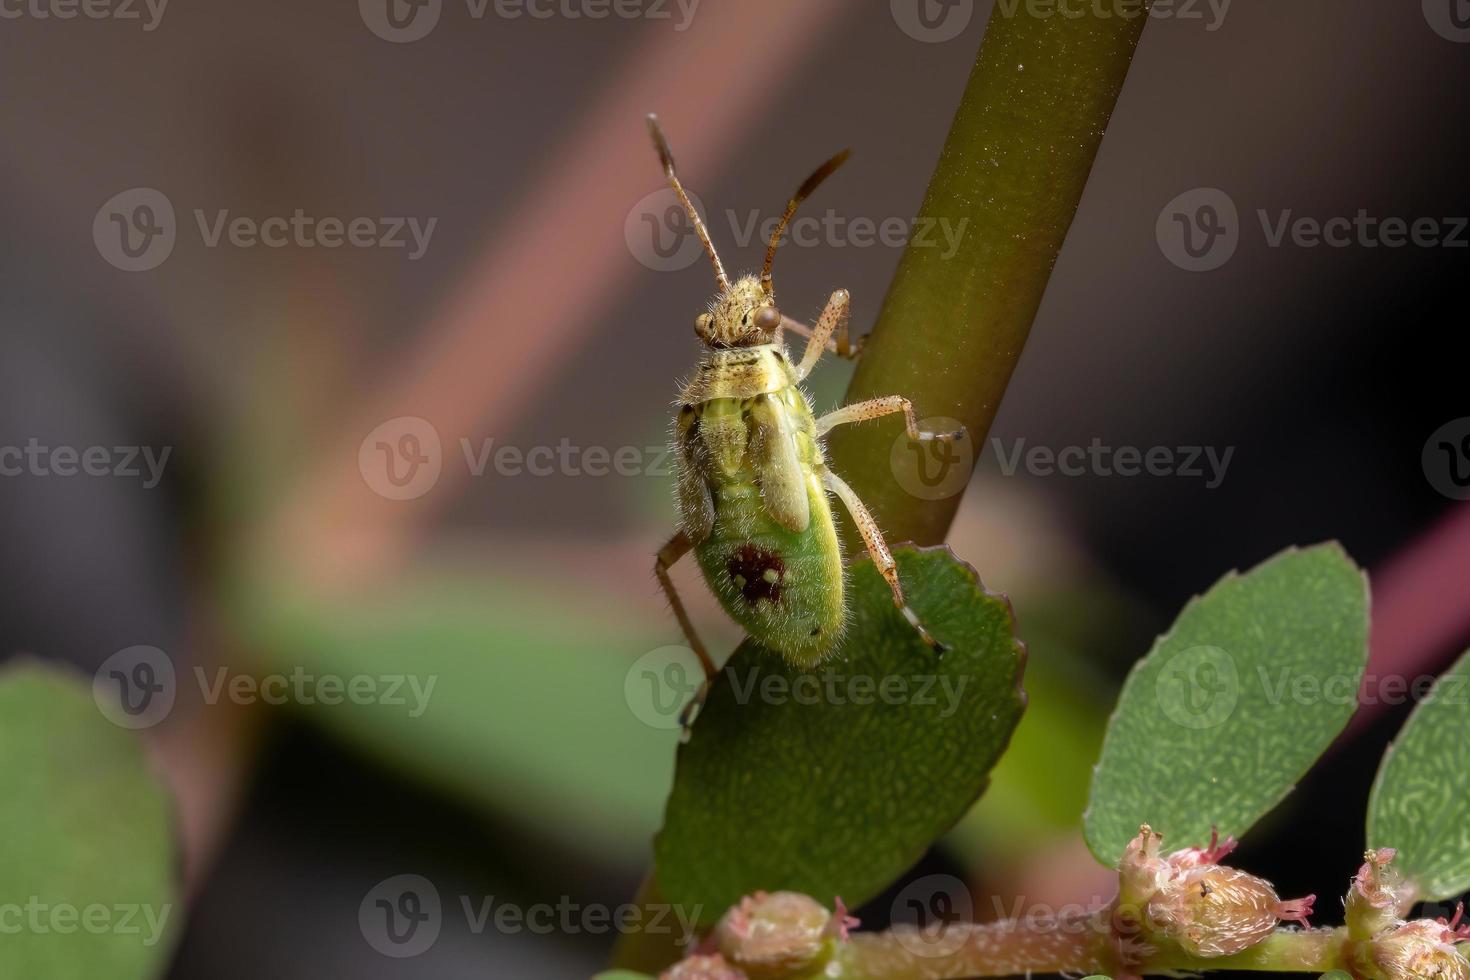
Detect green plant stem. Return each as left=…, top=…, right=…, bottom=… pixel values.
left=826, top=3, right=1152, bottom=551
left=830, top=924, right=1345, bottom=979
left=1148, top=929, right=1347, bottom=974
left=835, top=915, right=1113, bottom=978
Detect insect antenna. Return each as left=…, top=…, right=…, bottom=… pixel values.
left=646, top=114, right=729, bottom=291
left=761, top=147, right=853, bottom=298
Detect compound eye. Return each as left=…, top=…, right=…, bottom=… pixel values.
left=695, top=313, right=714, bottom=337
left=753, top=305, right=781, bottom=332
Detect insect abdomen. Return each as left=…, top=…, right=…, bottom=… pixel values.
left=694, top=474, right=845, bottom=666
left=684, top=388, right=846, bottom=666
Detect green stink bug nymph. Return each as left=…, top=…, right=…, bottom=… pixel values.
left=647, top=115, right=964, bottom=726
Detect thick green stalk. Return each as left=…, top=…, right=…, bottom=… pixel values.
left=826, top=3, right=1152, bottom=550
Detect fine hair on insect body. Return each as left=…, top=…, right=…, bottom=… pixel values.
left=646, top=114, right=965, bottom=728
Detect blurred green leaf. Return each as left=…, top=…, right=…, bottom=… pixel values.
left=238, top=570, right=684, bottom=859
left=655, top=546, right=1025, bottom=924
left=1085, top=544, right=1369, bottom=865
left=0, top=661, right=177, bottom=978
left=593, top=972, right=654, bottom=979
left=948, top=632, right=1110, bottom=859
left=1367, top=648, right=1470, bottom=900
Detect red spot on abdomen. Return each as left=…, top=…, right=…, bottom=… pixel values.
left=727, top=545, right=786, bottom=604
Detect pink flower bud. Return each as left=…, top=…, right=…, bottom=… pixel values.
left=1149, top=864, right=1314, bottom=958
left=713, top=891, right=843, bottom=978
left=1117, top=826, right=1315, bottom=958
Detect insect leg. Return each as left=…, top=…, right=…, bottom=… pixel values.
left=815, top=395, right=966, bottom=443
left=654, top=530, right=718, bottom=729
left=820, top=469, right=948, bottom=653
left=788, top=289, right=858, bottom=381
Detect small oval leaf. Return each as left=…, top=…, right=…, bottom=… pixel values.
left=1368, top=648, right=1470, bottom=900
left=655, top=546, right=1026, bottom=925
left=1085, top=543, right=1369, bottom=865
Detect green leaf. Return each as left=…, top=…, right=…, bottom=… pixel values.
left=0, top=660, right=178, bottom=978
left=1084, top=543, right=1369, bottom=865
left=1368, top=648, right=1470, bottom=900
left=1321, top=972, right=1354, bottom=980
left=593, top=972, right=654, bottom=979
left=655, top=546, right=1025, bottom=924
